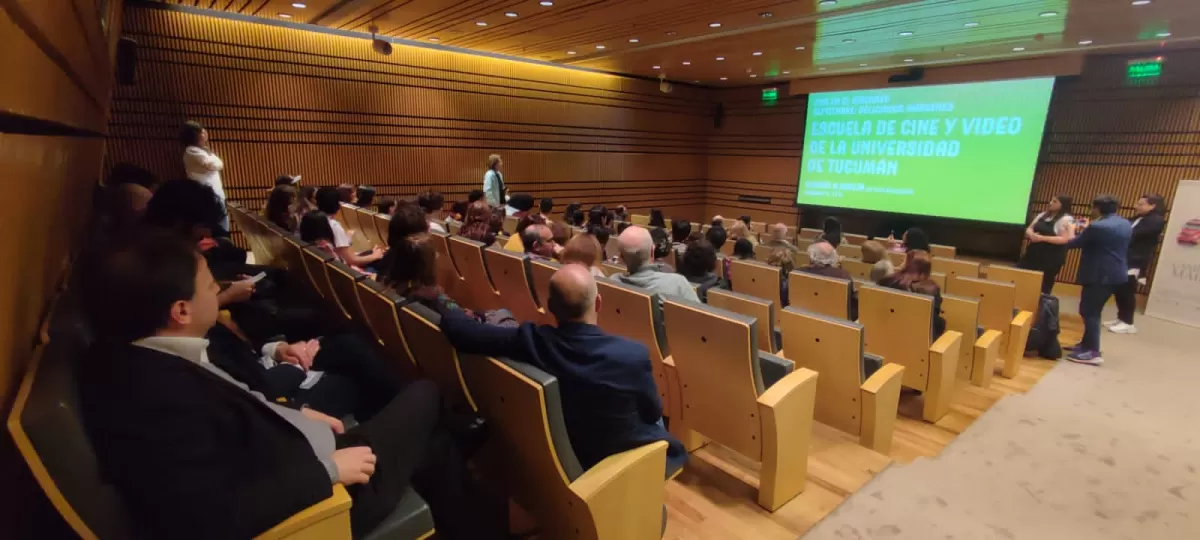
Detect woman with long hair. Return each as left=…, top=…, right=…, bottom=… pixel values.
left=180, top=121, right=229, bottom=233
left=387, top=233, right=516, bottom=327
left=878, top=250, right=946, bottom=337
left=648, top=208, right=666, bottom=228
left=483, top=154, right=506, bottom=207
left=1019, top=194, right=1076, bottom=294
left=677, top=238, right=725, bottom=302
left=300, top=211, right=375, bottom=280
left=264, top=184, right=299, bottom=232
left=459, top=201, right=496, bottom=245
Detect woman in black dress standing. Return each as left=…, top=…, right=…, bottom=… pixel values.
left=1020, top=194, right=1076, bottom=294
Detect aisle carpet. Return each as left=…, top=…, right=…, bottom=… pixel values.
left=804, top=314, right=1200, bottom=539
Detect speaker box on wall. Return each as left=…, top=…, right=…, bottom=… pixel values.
left=713, top=102, right=724, bottom=129
left=887, top=67, right=924, bottom=84
left=117, top=37, right=138, bottom=85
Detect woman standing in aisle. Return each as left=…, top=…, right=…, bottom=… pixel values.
left=1020, top=194, right=1076, bottom=294
left=483, top=154, right=507, bottom=208
left=181, top=121, right=229, bottom=233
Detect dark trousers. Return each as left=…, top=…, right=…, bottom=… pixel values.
left=1114, top=274, right=1139, bottom=324
left=1079, top=284, right=1117, bottom=352
left=295, top=333, right=403, bottom=421
left=1039, top=267, right=1059, bottom=295
left=339, top=380, right=507, bottom=540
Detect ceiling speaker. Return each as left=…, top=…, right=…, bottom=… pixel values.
left=369, top=25, right=392, bottom=56
left=888, top=67, right=924, bottom=83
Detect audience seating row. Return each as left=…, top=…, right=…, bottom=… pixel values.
left=232, top=203, right=669, bottom=539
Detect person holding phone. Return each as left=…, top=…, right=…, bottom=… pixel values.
left=1020, top=195, right=1076, bottom=294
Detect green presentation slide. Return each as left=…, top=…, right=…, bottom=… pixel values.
left=797, top=77, right=1056, bottom=224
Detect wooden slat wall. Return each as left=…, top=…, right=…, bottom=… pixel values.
left=1034, top=50, right=1200, bottom=290
left=0, top=0, right=123, bottom=536
left=106, top=5, right=713, bottom=237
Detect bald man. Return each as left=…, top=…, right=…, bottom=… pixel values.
left=428, top=264, right=686, bottom=476
left=761, top=223, right=800, bottom=255
left=615, top=226, right=699, bottom=306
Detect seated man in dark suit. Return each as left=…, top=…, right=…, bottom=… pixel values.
left=418, top=263, right=687, bottom=476
left=77, top=230, right=505, bottom=539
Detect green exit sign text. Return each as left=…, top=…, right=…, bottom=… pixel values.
left=762, top=88, right=779, bottom=101
left=1127, top=57, right=1164, bottom=80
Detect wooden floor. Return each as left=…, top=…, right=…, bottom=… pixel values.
left=661, top=316, right=1082, bottom=539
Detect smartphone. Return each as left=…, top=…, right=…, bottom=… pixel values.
left=248, top=272, right=267, bottom=284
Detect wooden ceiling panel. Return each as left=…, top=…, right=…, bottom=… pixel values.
left=155, top=0, right=1200, bottom=85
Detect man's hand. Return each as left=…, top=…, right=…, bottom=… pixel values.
left=331, top=446, right=375, bottom=485
left=301, top=407, right=345, bottom=434
left=218, top=279, right=256, bottom=306
left=276, top=340, right=320, bottom=370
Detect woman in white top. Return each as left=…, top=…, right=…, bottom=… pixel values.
left=181, top=121, right=229, bottom=232
left=482, top=154, right=506, bottom=208
left=1019, top=194, right=1076, bottom=294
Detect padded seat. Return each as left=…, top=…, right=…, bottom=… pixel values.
left=300, top=246, right=349, bottom=319
left=528, top=258, right=562, bottom=311
left=485, top=247, right=550, bottom=324
left=361, top=489, right=434, bottom=540
left=729, top=259, right=784, bottom=322
left=836, top=243, right=863, bottom=260
left=840, top=258, right=872, bottom=281
left=932, top=257, right=980, bottom=282
left=940, top=294, right=1004, bottom=388
left=446, top=236, right=502, bottom=312
left=595, top=279, right=679, bottom=432
left=787, top=271, right=853, bottom=320
left=325, top=260, right=372, bottom=330
left=398, top=302, right=476, bottom=411
left=706, top=288, right=777, bottom=353
left=946, top=276, right=1033, bottom=379
left=356, top=280, right=420, bottom=375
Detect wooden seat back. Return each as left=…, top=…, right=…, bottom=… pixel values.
left=791, top=249, right=812, bottom=268
left=843, top=233, right=868, bottom=246
left=840, top=258, right=873, bottom=281
left=798, top=227, right=822, bottom=239
left=355, top=207, right=382, bottom=247
left=447, top=220, right=462, bottom=235
left=278, top=237, right=316, bottom=295
left=595, top=280, right=672, bottom=414
left=529, top=258, right=561, bottom=310
left=707, top=288, right=777, bottom=353
left=460, top=355, right=668, bottom=540
left=929, top=271, right=947, bottom=290
left=940, top=294, right=981, bottom=380
left=836, top=243, right=863, bottom=260
left=356, top=281, right=418, bottom=373
left=718, top=239, right=735, bottom=257
left=857, top=284, right=934, bottom=391
left=484, top=248, right=549, bottom=324
left=429, top=232, right=464, bottom=301
left=499, top=215, right=516, bottom=235
left=300, top=246, right=344, bottom=314
left=662, top=299, right=767, bottom=459
left=946, top=277, right=1017, bottom=334
left=930, top=244, right=956, bottom=258
left=729, top=259, right=784, bottom=322
left=447, top=236, right=502, bottom=312
left=753, top=243, right=776, bottom=262
left=984, top=265, right=1043, bottom=313
left=398, top=302, right=476, bottom=411
left=600, top=262, right=626, bottom=277
left=887, top=250, right=906, bottom=267
left=325, top=260, right=372, bottom=329
left=372, top=211, right=391, bottom=245
left=631, top=214, right=649, bottom=226
left=932, top=257, right=980, bottom=282
left=777, top=308, right=865, bottom=437
left=788, top=271, right=853, bottom=320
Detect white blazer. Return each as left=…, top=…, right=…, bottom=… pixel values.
left=183, top=145, right=226, bottom=202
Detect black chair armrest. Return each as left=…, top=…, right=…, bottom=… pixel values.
left=861, top=353, right=884, bottom=383
left=757, top=351, right=794, bottom=390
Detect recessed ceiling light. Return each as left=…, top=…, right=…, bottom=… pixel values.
left=1040, top=11, right=1058, bottom=17
left=540, top=0, right=554, bottom=5
left=429, top=37, right=440, bottom=42
left=964, top=22, right=980, bottom=28
left=682, top=61, right=691, bottom=65
left=783, top=70, right=790, bottom=74
left=720, top=77, right=728, bottom=80
left=955, top=53, right=966, bottom=57
left=596, top=44, right=606, bottom=49
left=819, top=0, right=837, bottom=5
left=898, top=31, right=914, bottom=36
left=750, top=74, right=758, bottom=78
left=1131, top=0, right=1151, bottom=5
left=476, top=21, right=487, bottom=26
left=903, top=58, right=914, bottom=62
left=1013, top=46, right=1026, bottom=51
left=716, top=56, right=726, bottom=61
left=666, top=31, right=677, bottom=37
left=1078, top=39, right=1093, bottom=45
left=859, top=63, right=868, bottom=67
left=652, top=65, right=661, bottom=69
left=752, top=51, right=763, bottom=56
left=278, top=13, right=292, bottom=18
left=567, top=51, right=576, bottom=55
left=1156, top=31, right=1172, bottom=37
left=795, top=46, right=806, bottom=50
left=629, top=38, right=639, bottom=43
left=843, top=38, right=855, bottom=43
left=505, top=12, right=519, bottom=18
left=819, top=67, right=827, bottom=71
left=760, top=12, right=773, bottom=18
left=291, top=2, right=306, bottom=8
left=709, top=22, right=722, bottom=28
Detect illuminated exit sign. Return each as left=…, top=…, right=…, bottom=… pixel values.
left=762, top=87, right=779, bottom=102
left=1127, top=57, right=1164, bottom=81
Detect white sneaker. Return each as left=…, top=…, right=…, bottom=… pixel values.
left=1108, top=322, right=1138, bottom=334
left=1103, top=319, right=1121, bottom=327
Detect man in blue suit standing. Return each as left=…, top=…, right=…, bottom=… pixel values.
left=1050, top=194, right=1132, bottom=365
left=419, top=263, right=687, bottom=477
